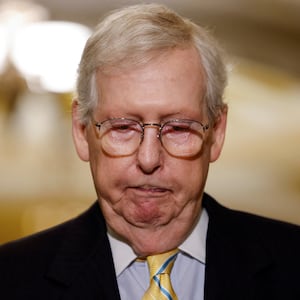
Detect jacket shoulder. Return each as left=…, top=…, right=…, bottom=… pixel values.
left=0, top=202, right=104, bottom=279
left=203, top=193, right=300, bottom=299
left=203, top=193, right=300, bottom=256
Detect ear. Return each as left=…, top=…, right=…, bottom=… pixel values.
left=209, top=105, right=228, bottom=162
left=72, top=100, right=90, bottom=162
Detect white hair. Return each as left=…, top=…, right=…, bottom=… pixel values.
left=75, top=3, right=227, bottom=124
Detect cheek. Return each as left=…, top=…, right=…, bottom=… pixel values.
left=187, top=165, right=207, bottom=193
left=90, top=153, right=134, bottom=201
left=170, top=157, right=209, bottom=199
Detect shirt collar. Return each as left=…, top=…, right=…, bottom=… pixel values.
left=107, top=208, right=208, bottom=276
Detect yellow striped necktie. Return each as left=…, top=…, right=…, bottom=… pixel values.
left=142, top=249, right=179, bottom=300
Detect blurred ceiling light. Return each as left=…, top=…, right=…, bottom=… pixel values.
left=10, top=21, right=91, bottom=93
left=0, top=0, right=48, bottom=74
left=0, top=25, right=8, bottom=73
left=0, top=0, right=49, bottom=25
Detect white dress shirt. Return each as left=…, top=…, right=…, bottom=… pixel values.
left=107, top=208, right=208, bottom=300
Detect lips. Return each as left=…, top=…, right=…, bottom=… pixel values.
left=129, top=185, right=171, bottom=196
left=138, top=186, right=168, bottom=192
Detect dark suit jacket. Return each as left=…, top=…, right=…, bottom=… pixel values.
left=1, top=193, right=300, bottom=299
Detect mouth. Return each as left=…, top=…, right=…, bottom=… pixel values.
left=129, top=185, right=171, bottom=196
left=124, top=185, right=174, bottom=225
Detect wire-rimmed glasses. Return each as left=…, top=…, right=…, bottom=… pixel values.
left=93, top=118, right=209, bottom=157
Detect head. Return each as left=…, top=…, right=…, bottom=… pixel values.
left=72, top=4, right=228, bottom=255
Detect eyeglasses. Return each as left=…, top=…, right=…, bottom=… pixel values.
left=93, top=118, right=209, bottom=157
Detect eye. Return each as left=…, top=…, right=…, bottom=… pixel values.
left=172, top=125, right=190, bottom=131
left=113, top=124, right=131, bottom=130
left=163, top=121, right=191, bottom=133
left=109, top=119, right=141, bottom=133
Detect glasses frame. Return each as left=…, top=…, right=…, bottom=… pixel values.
left=93, top=117, right=210, bottom=157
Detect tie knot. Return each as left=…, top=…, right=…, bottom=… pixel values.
left=146, top=248, right=179, bottom=278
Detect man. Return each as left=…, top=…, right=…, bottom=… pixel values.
left=1, top=4, right=300, bottom=300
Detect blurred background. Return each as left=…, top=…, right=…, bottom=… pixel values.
left=0, top=0, right=299, bottom=244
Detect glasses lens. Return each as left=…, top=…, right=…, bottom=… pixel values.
left=99, top=119, right=142, bottom=156
left=161, top=120, right=205, bottom=157
left=95, top=118, right=207, bottom=157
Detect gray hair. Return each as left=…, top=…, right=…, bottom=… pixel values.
left=75, top=3, right=227, bottom=124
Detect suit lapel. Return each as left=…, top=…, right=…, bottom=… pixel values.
left=45, top=202, right=121, bottom=300
left=203, top=194, right=275, bottom=300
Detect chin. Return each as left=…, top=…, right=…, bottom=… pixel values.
left=122, top=205, right=169, bottom=228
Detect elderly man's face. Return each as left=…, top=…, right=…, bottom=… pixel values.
left=72, top=47, right=227, bottom=255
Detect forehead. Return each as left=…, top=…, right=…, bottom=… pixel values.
left=95, top=47, right=206, bottom=120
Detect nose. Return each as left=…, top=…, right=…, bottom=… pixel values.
left=136, top=126, right=162, bottom=174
